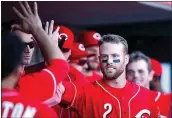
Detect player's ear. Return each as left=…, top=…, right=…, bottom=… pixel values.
left=124, top=54, right=129, bottom=65
left=149, top=70, right=155, bottom=81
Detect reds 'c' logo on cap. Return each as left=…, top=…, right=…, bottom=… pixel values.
left=78, top=44, right=85, bottom=51
left=93, top=33, right=101, bottom=40
left=53, top=25, right=74, bottom=49
left=57, top=27, right=68, bottom=41
left=59, top=33, right=68, bottom=40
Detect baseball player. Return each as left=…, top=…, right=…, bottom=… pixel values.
left=2, top=32, right=57, bottom=118
left=81, top=31, right=103, bottom=80
left=150, top=58, right=164, bottom=93
left=13, top=2, right=69, bottom=107
left=127, top=51, right=171, bottom=118
left=25, top=24, right=75, bottom=74
left=70, top=42, right=95, bottom=74
left=58, top=42, right=97, bottom=118
left=57, top=34, right=160, bottom=118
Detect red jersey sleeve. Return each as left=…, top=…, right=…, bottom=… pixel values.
left=60, top=81, right=77, bottom=107
left=156, top=93, right=171, bottom=117
left=150, top=101, right=160, bottom=118
left=150, top=91, right=171, bottom=117
left=60, top=81, right=87, bottom=110
left=16, top=59, right=69, bottom=105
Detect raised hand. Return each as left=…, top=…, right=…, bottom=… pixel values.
left=12, top=2, right=42, bottom=33
left=44, top=20, right=60, bottom=46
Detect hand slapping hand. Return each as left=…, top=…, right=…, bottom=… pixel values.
left=12, top=2, right=42, bottom=33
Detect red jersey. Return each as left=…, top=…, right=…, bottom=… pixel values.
left=60, top=80, right=160, bottom=118
left=2, top=88, right=58, bottom=118
left=86, top=71, right=102, bottom=82
left=16, top=59, right=69, bottom=107
left=151, top=91, right=171, bottom=118
left=54, top=65, right=88, bottom=118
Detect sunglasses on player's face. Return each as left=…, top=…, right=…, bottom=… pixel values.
left=78, top=60, right=88, bottom=66
left=24, top=41, right=35, bottom=49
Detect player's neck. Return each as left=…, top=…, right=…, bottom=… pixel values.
left=146, top=84, right=150, bottom=89
left=95, top=70, right=103, bottom=77
left=2, top=76, right=18, bottom=89
left=20, top=64, right=25, bottom=74
left=153, top=87, right=164, bottom=93
left=104, top=72, right=127, bottom=88
left=70, top=63, right=82, bottom=73
left=21, top=64, right=25, bottom=69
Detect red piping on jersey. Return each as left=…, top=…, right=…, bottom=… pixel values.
left=42, top=69, right=57, bottom=107
left=96, top=81, right=122, bottom=118
left=128, top=85, right=140, bottom=118
left=60, top=74, right=77, bottom=118
left=155, top=92, right=161, bottom=102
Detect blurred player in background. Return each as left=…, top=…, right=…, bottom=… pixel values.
left=80, top=31, right=103, bottom=80
left=127, top=51, right=154, bottom=89
left=150, top=58, right=164, bottom=93
left=127, top=51, right=171, bottom=117
left=70, top=42, right=95, bottom=73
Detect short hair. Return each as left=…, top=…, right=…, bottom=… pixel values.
left=99, top=34, right=128, bottom=54
left=129, top=51, right=152, bottom=72
left=2, top=20, right=20, bottom=33
left=2, top=32, right=25, bottom=79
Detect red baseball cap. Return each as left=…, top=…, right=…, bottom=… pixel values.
left=80, top=31, right=101, bottom=47
left=53, top=25, right=74, bottom=49
left=70, top=42, right=95, bottom=60
left=150, top=58, right=162, bottom=76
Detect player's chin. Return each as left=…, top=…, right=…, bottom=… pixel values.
left=90, top=63, right=99, bottom=69
left=104, top=73, right=115, bottom=80
left=135, top=81, right=143, bottom=86
left=23, top=60, right=30, bottom=66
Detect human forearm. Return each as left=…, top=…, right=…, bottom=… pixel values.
left=13, top=2, right=66, bottom=64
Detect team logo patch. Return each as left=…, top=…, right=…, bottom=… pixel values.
left=59, top=33, right=68, bottom=40
left=78, top=44, right=85, bottom=51
left=135, top=109, right=150, bottom=118
left=93, top=33, right=101, bottom=40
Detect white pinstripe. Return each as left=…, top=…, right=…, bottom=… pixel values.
left=96, top=81, right=122, bottom=118
left=42, top=69, right=57, bottom=107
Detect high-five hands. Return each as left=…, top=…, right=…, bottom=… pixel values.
left=12, top=2, right=42, bottom=33
left=44, top=20, right=60, bottom=46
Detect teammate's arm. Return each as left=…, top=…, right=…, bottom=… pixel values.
left=13, top=1, right=69, bottom=104
left=12, top=2, right=66, bottom=64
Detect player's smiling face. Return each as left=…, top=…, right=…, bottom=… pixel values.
left=99, top=42, right=129, bottom=80
left=127, top=59, right=153, bottom=88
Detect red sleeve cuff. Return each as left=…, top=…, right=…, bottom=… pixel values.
left=49, top=59, right=69, bottom=67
